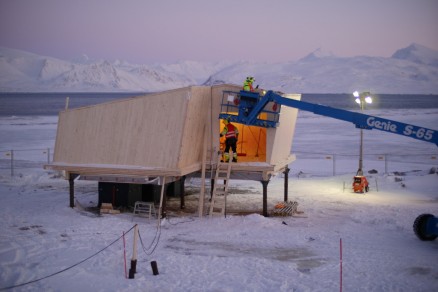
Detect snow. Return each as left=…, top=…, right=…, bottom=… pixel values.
left=392, top=43, right=438, bottom=67
left=1, top=108, right=438, bottom=291
left=1, top=44, right=438, bottom=94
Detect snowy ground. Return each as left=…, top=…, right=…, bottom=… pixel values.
left=0, top=109, right=438, bottom=291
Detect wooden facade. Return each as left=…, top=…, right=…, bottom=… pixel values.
left=47, top=84, right=300, bottom=179
left=45, top=84, right=301, bottom=215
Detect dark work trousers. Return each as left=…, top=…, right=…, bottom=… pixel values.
left=225, top=137, right=237, bottom=155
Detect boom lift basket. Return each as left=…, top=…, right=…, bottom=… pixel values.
left=219, top=90, right=281, bottom=128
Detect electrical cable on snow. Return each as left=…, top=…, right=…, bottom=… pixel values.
left=123, top=231, right=128, bottom=279
left=165, top=213, right=195, bottom=225
left=137, top=213, right=197, bottom=257
left=0, top=225, right=136, bottom=291
left=138, top=223, right=161, bottom=256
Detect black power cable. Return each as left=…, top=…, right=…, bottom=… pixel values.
left=0, top=225, right=136, bottom=291
left=138, top=223, right=161, bottom=256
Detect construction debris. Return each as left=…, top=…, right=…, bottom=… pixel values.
left=272, top=201, right=300, bottom=217
left=100, top=203, right=120, bottom=214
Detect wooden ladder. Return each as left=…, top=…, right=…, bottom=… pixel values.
left=209, top=151, right=232, bottom=217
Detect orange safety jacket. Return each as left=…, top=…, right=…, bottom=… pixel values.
left=222, top=123, right=238, bottom=139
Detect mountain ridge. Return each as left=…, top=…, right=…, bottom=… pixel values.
left=1, top=43, right=437, bottom=94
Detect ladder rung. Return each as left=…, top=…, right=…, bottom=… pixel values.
left=209, top=153, right=231, bottom=217
left=214, top=190, right=227, bottom=195
left=211, top=201, right=225, bottom=206
left=211, top=208, right=224, bottom=214
left=218, top=164, right=229, bottom=168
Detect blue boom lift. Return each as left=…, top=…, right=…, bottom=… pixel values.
left=219, top=90, right=438, bottom=146
left=220, top=90, right=438, bottom=238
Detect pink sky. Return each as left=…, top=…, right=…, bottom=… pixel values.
left=1, top=0, right=437, bottom=64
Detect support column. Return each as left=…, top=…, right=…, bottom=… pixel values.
left=179, top=176, right=186, bottom=209
left=68, top=173, right=79, bottom=208
left=283, top=166, right=290, bottom=202
left=261, top=180, right=270, bottom=217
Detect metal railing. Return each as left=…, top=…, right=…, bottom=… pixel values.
left=292, top=152, right=438, bottom=177
left=0, top=148, right=53, bottom=177
left=1, top=148, right=437, bottom=178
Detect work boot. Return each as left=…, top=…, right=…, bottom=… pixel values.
left=232, top=158, right=237, bottom=162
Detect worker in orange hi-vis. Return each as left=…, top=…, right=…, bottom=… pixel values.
left=220, top=117, right=239, bottom=162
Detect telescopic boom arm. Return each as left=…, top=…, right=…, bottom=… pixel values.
left=222, top=90, right=438, bottom=147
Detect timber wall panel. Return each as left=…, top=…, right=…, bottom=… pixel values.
left=54, top=87, right=191, bottom=169
left=267, top=94, right=301, bottom=165
left=178, top=86, right=212, bottom=169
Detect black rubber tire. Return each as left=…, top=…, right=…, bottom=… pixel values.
left=413, top=214, right=437, bottom=241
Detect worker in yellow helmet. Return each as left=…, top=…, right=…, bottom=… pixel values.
left=220, top=117, right=239, bottom=162
left=243, top=76, right=255, bottom=92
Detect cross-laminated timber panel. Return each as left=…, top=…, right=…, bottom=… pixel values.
left=266, top=93, right=301, bottom=166
left=53, top=87, right=210, bottom=175
left=178, top=86, right=212, bottom=169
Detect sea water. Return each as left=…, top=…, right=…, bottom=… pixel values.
left=0, top=92, right=144, bottom=116
left=1, top=92, right=438, bottom=116
left=0, top=92, right=437, bottom=173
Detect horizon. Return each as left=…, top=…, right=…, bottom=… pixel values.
left=1, top=0, right=437, bottom=64
left=0, top=42, right=435, bottom=66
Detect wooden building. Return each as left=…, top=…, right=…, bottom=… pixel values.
left=45, top=84, right=301, bottom=216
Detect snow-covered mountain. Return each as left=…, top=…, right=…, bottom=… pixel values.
left=0, top=47, right=225, bottom=92
left=392, top=43, right=438, bottom=66
left=1, top=44, right=438, bottom=93
left=205, top=44, right=438, bottom=94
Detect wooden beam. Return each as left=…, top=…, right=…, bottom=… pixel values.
left=158, top=177, right=168, bottom=220
left=198, top=123, right=209, bottom=217
left=45, top=163, right=183, bottom=177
